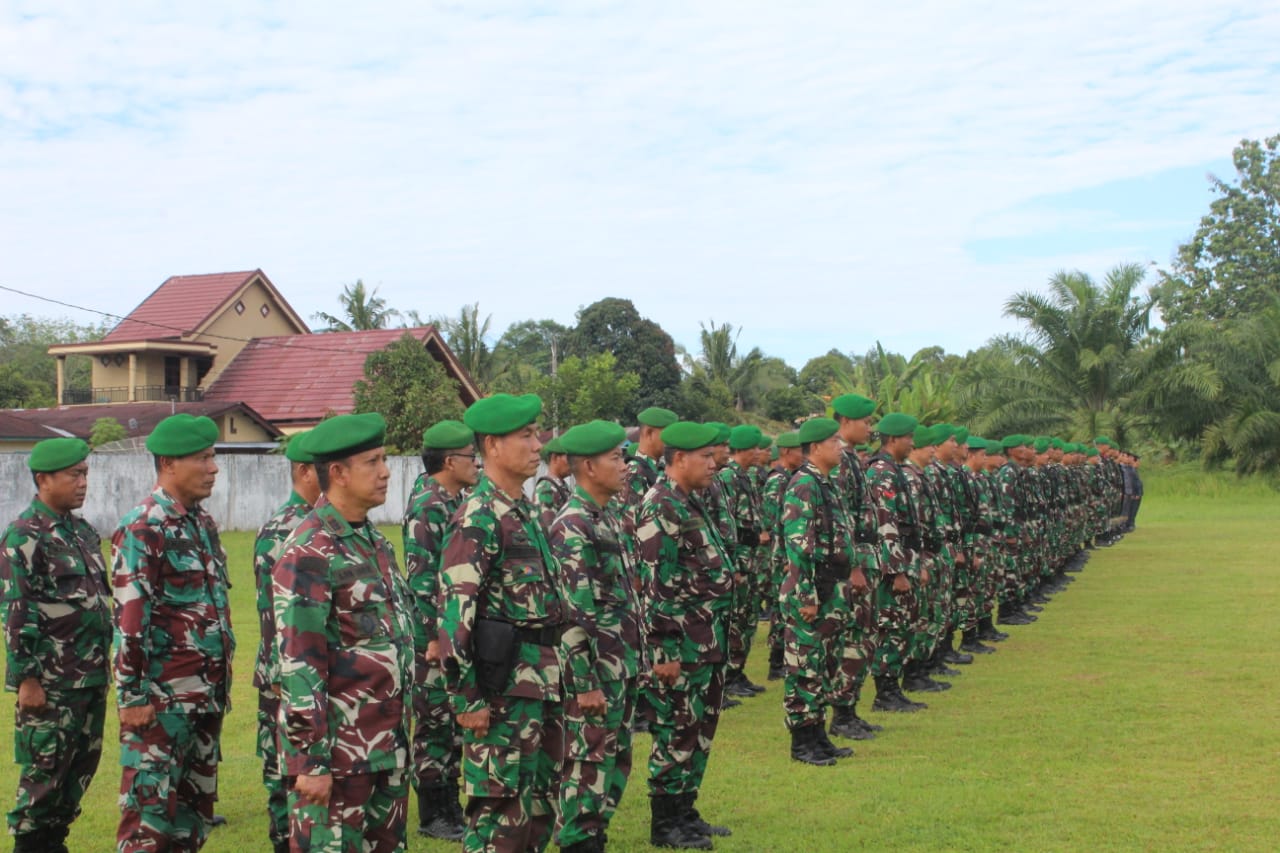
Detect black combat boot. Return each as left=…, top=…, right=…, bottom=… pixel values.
left=418, top=785, right=466, bottom=840
left=46, top=824, right=70, bottom=853
left=829, top=705, right=874, bottom=740
left=684, top=792, right=731, bottom=837
left=12, top=831, right=46, bottom=853
left=930, top=645, right=962, bottom=677
left=739, top=672, right=767, bottom=695
left=941, top=632, right=974, bottom=665
left=874, top=672, right=927, bottom=710
left=815, top=723, right=853, bottom=758
left=902, top=660, right=949, bottom=692
left=650, top=795, right=711, bottom=850
left=960, top=629, right=996, bottom=655
left=561, top=833, right=605, bottom=853
left=978, top=615, right=1009, bottom=641
left=274, top=841, right=290, bottom=853
left=767, top=646, right=785, bottom=680
left=790, top=725, right=836, bottom=766
left=724, top=668, right=754, bottom=698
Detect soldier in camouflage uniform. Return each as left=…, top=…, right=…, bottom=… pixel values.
left=403, top=420, right=478, bottom=841
left=864, top=413, right=930, bottom=713
left=609, top=407, right=677, bottom=546
left=548, top=421, right=640, bottom=853
left=438, top=394, right=567, bottom=853
left=113, top=414, right=235, bottom=853
left=994, top=435, right=1037, bottom=627
left=252, top=432, right=320, bottom=853
left=903, top=427, right=950, bottom=694
left=0, top=439, right=110, bottom=853
left=637, top=421, right=734, bottom=850
left=534, top=437, right=573, bottom=531
left=273, top=413, right=415, bottom=853
left=962, top=436, right=1007, bottom=648
left=779, top=418, right=867, bottom=766
left=720, top=425, right=768, bottom=700
left=761, top=432, right=803, bottom=681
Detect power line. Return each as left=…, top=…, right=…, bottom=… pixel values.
left=0, top=283, right=439, bottom=356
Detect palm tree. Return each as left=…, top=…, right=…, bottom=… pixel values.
left=312, top=280, right=399, bottom=332
left=690, top=321, right=764, bottom=411
left=436, top=302, right=495, bottom=391
left=962, top=263, right=1153, bottom=442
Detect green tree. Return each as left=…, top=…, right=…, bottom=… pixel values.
left=531, top=352, right=640, bottom=432
left=798, top=349, right=856, bottom=400
left=962, top=264, right=1153, bottom=442
left=436, top=302, right=495, bottom=392
left=313, top=280, right=400, bottom=332
left=488, top=318, right=570, bottom=393
left=352, top=333, right=464, bottom=454
left=0, top=314, right=108, bottom=406
left=688, top=321, right=765, bottom=412
left=564, top=298, right=682, bottom=417
left=89, top=417, right=128, bottom=447
left=1157, top=134, right=1280, bottom=324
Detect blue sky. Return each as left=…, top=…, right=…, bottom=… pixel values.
left=1, top=2, right=1277, bottom=369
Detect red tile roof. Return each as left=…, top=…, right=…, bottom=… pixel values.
left=103, top=270, right=260, bottom=343
left=0, top=411, right=64, bottom=441
left=203, top=327, right=478, bottom=425
left=3, top=402, right=280, bottom=441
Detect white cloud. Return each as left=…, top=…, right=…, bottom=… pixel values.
left=1, top=1, right=1276, bottom=365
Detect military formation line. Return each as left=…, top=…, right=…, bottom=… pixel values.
left=0, top=393, right=1143, bottom=852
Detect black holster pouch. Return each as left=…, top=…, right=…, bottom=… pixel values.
left=737, top=527, right=761, bottom=547
left=473, top=618, right=519, bottom=698
left=815, top=553, right=851, bottom=603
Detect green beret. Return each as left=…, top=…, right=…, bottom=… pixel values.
left=637, top=407, right=679, bottom=428
left=985, top=440, right=1003, bottom=455
left=855, top=444, right=872, bottom=453
left=541, top=436, right=566, bottom=458
left=422, top=420, right=474, bottom=451
left=831, top=393, right=876, bottom=420
left=1086, top=447, right=1100, bottom=457
left=776, top=432, right=801, bottom=449
left=1033, top=437, right=1050, bottom=453
left=1094, top=436, right=1113, bottom=447
left=798, top=417, right=839, bottom=444
left=770, top=446, right=779, bottom=461
left=931, top=424, right=954, bottom=443
left=662, top=421, right=720, bottom=451
left=876, top=412, right=918, bottom=438
left=952, top=426, right=969, bottom=445
left=28, top=438, right=90, bottom=473
left=1001, top=434, right=1031, bottom=450
left=464, top=393, right=542, bottom=436
left=305, top=413, right=387, bottom=461
left=560, top=420, right=627, bottom=457
left=757, top=435, right=773, bottom=450
left=729, top=424, right=763, bottom=451
left=1050, top=437, right=1066, bottom=451
left=146, top=414, right=219, bottom=457
left=706, top=422, right=732, bottom=445
left=913, top=424, right=934, bottom=446
left=284, top=431, right=315, bottom=463
left=966, top=435, right=987, bottom=450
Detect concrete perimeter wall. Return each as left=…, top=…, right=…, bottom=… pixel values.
left=0, top=452, right=427, bottom=534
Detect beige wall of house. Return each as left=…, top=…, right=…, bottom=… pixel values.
left=193, top=278, right=305, bottom=387
left=0, top=440, right=39, bottom=453
left=215, top=412, right=274, bottom=442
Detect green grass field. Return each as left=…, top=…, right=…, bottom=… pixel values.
left=5, top=466, right=1278, bottom=851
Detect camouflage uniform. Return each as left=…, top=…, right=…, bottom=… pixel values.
left=533, top=476, right=572, bottom=533
left=832, top=449, right=883, bottom=706
left=637, top=475, right=733, bottom=798
left=759, top=463, right=791, bottom=660
left=438, top=474, right=566, bottom=853
left=717, top=460, right=764, bottom=680
left=113, top=486, right=235, bottom=853
left=994, top=461, right=1024, bottom=607
left=779, top=463, right=854, bottom=729
left=549, top=487, right=642, bottom=848
left=922, top=460, right=959, bottom=658
left=905, top=460, right=942, bottom=663
left=272, top=495, right=414, bottom=853
left=252, top=490, right=312, bottom=851
left=402, top=474, right=464, bottom=797
left=865, top=453, right=922, bottom=679
left=0, top=498, right=111, bottom=845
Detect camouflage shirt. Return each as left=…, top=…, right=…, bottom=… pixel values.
left=252, top=490, right=312, bottom=690
left=703, top=475, right=738, bottom=555
left=780, top=462, right=854, bottom=607
left=904, top=461, right=941, bottom=553
left=866, top=453, right=921, bottom=580
left=994, top=462, right=1023, bottom=535
left=636, top=475, right=734, bottom=666
left=0, top=498, right=111, bottom=692
left=534, top=475, right=573, bottom=532
left=924, top=460, right=961, bottom=545
left=112, top=487, right=235, bottom=712
left=550, top=486, right=642, bottom=694
left=272, top=496, right=414, bottom=777
left=438, top=474, right=566, bottom=715
left=718, top=460, right=762, bottom=565
left=402, top=473, right=464, bottom=651
left=836, top=448, right=884, bottom=571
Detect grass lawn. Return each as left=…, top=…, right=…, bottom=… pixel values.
left=4, top=466, right=1277, bottom=851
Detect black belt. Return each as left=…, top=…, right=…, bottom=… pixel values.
left=515, top=625, right=563, bottom=647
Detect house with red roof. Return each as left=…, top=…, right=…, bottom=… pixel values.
left=43, top=269, right=480, bottom=436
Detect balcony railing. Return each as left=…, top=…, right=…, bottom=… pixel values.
left=61, top=386, right=205, bottom=405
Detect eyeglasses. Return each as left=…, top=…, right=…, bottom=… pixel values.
left=447, top=453, right=478, bottom=461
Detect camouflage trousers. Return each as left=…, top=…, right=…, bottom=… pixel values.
left=118, top=710, right=223, bottom=853
left=7, top=686, right=106, bottom=837
left=645, top=661, right=726, bottom=797
left=782, top=593, right=849, bottom=729
left=870, top=578, right=919, bottom=680
left=462, top=694, right=563, bottom=853
left=412, top=656, right=461, bottom=790
left=726, top=552, right=761, bottom=672
left=766, top=558, right=787, bottom=655
left=556, top=678, right=638, bottom=847
left=257, top=687, right=290, bottom=850
left=912, top=553, right=943, bottom=662
left=827, top=554, right=878, bottom=710
left=971, top=545, right=996, bottom=618
left=951, top=546, right=979, bottom=631
left=288, top=768, right=407, bottom=853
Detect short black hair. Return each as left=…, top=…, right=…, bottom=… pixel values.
left=31, top=472, right=40, bottom=488
left=567, top=454, right=589, bottom=477
left=800, top=442, right=813, bottom=456
left=152, top=454, right=165, bottom=474
left=315, top=456, right=350, bottom=493
left=662, top=446, right=680, bottom=467
left=422, top=448, right=449, bottom=477
left=473, top=433, right=495, bottom=457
